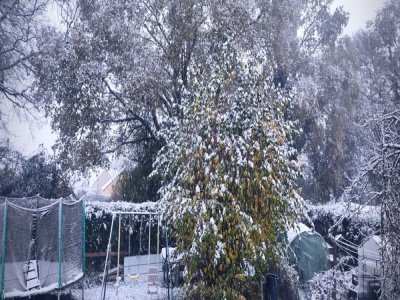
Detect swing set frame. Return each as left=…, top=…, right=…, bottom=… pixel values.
left=100, top=211, right=160, bottom=300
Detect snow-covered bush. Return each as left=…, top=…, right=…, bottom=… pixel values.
left=153, top=42, right=303, bottom=298
left=307, top=201, right=380, bottom=246
left=307, top=268, right=350, bottom=300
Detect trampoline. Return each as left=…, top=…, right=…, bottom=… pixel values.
left=0, top=196, right=85, bottom=299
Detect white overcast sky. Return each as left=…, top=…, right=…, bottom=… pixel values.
left=3, top=0, right=387, bottom=156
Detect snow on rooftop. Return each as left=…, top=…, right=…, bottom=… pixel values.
left=372, top=235, right=382, bottom=246
left=101, top=172, right=121, bottom=191
left=101, top=178, right=114, bottom=191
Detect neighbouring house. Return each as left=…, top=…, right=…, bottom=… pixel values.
left=90, top=170, right=121, bottom=197
left=91, top=170, right=112, bottom=195
left=358, top=235, right=381, bottom=278
left=102, top=174, right=122, bottom=197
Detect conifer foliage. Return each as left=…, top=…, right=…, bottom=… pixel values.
left=153, top=43, right=303, bottom=298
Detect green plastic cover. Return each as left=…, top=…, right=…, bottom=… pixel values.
left=288, top=229, right=328, bottom=282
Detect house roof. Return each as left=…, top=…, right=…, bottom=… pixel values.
left=101, top=172, right=121, bottom=191
left=91, top=170, right=112, bottom=189
left=360, top=235, right=382, bottom=248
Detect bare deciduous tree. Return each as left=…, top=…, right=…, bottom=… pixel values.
left=0, top=0, right=47, bottom=130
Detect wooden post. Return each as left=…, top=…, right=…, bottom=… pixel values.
left=333, top=240, right=337, bottom=266
left=260, top=280, right=265, bottom=300
left=331, top=236, right=337, bottom=300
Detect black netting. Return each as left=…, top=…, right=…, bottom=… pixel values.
left=0, top=199, right=5, bottom=294
left=4, top=203, right=34, bottom=295
left=0, top=196, right=58, bottom=211
left=61, top=200, right=83, bottom=285
left=0, top=197, right=84, bottom=298
left=36, top=201, right=60, bottom=290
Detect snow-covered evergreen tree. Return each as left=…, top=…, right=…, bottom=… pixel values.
left=153, top=43, right=303, bottom=298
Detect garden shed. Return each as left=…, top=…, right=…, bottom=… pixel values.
left=356, top=235, right=381, bottom=300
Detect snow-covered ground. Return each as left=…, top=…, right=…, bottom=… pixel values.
left=71, top=281, right=183, bottom=300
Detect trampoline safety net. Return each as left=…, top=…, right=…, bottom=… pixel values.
left=0, top=196, right=85, bottom=299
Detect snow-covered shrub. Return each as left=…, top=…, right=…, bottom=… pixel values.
left=153, top=42, right=303, bottom=298
left=307, top=268, right=349, bottom=300
left=307, top=201, right=380, bottom=246
left=278, top=260, right=301, bottom=300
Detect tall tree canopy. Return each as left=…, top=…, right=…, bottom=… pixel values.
left=33, top=0, right=347, bottom=173
left=153, top=43, right=303, bottom=298
left=0, top=147, right=74, bottom=198
left=345, top=2, right=400, bottom=297
left=0, top=0, right=47, bottom=131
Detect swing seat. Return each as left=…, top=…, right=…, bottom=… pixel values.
left=148, top=273, right=158, bottom=283
left=148, top=268, right=158, bottom=284
left=128, top=273, right=140, bottom=281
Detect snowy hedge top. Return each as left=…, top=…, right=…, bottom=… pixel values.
left=85, top=200, right=157, bottom=219
left=307, top=201, right=380, bottom=224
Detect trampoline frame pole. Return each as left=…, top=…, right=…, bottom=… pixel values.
left=0, top=201, right=8, bottom=300
left=58, top=198, right=63, bottom=290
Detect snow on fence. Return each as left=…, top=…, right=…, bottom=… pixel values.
left=85, top=200, right=158, bottom=220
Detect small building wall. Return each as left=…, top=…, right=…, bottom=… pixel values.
left=357, top=236, right=381, bottom=300
left=102, top=175, right=121, bottom=197
left=91, top=171, right=112, bottom=195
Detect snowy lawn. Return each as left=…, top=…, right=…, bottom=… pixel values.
left=71, top=281, right=184, bottom=300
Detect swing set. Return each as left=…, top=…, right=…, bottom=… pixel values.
left=100, top=211, right=160, bottom=300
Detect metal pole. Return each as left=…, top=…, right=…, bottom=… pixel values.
left=148, top=214, right=151, bottom=259
left=156, top=215, right=160, bottom=294
left=81, top=199, right=86, bottom=273
left=147, top=214, right=151, bottom=294
left=116, top=213, right=121, bottom=294
left=128, top=216, right=131, bottom=256
left=101, top=213, right=115, bottom=300
left=81, top=199, right=86, bottom=300
left=0, top=201, right=8, bottom=299
left=110, top=211, right=158, bottom=215
left=165, top=222, right=170, bottom=300
left=58, top=199, right=63, bottom=290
